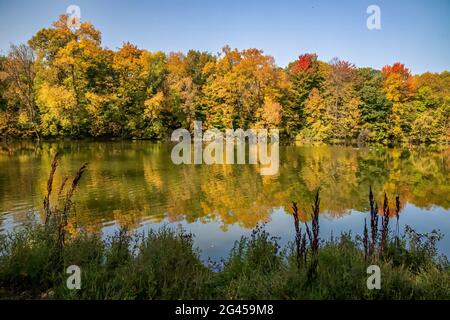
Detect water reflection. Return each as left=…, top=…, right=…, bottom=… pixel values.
left=0, top=141, right=448, bottom=235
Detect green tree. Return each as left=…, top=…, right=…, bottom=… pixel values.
left=357, top=68, right=391, bottom=143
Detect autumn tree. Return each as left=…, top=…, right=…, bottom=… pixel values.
left=0, top=14, right=447, bottom=145
left=284, top=53, right=324, bottom=139
left=31, top=15, right=107, bottom=137
left=323, top=58, right=361, bottom=141
left=202, top=46, right=287, bottom=130
left=112, top=42, right=147, bottom=137
left=3, top=44, right=39, bottom=138
left=410, top=71, right=450, bottom=143
left=382, top=62, right=415, bottom=141
left=0, top=56, right=10, bottom=137
left=165, top=52, right=200, bottom=132
left=301, top=88, right=331, bottom=141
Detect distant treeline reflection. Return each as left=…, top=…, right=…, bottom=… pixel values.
left=0, top=141, right=448, bottom=232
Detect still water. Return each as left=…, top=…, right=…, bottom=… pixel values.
left=0, top=141, right=449, bottom=259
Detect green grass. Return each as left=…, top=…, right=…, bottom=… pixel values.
left=0, top=219, right=448, bottom=300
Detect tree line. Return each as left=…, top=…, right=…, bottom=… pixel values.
left=0, top=15, right=448, bottom=144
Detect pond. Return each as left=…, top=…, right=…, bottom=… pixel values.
left=0, top=141, right=449, bottom=260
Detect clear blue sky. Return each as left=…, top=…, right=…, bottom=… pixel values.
left=0, top=0, right=449, bottom=74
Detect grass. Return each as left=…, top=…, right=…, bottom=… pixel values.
left=0, top=155, right=448, bottom=299
left=0, top=217, right=449, bottom=299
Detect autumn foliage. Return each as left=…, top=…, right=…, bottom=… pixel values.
left=0, top=15, right=448, bottom=144
left=292, top=53, right=317, bottom=73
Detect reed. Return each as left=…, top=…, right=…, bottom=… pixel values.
left=362, top=188, right=396, bottom=260
left=291, top=189, right=321, bottom=280
left=395, top=194, right=401, bottom=241
left=363, top=218, right=369, bottom=260
left=43, top=152, right=59, bottom=225
left=42, top=153, right=88, bottom=250
left=291, top=202, right=307, bottom=268
left=380, top=192, right=390, bottom=254
left=369, top=186, right=379, bottom=256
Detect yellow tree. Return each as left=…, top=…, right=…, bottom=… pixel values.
left=411, top=71, right=450, bottom=143
left=31, top=15, right=107, bottom=137
left=165, top=52, right=198, bottom=131
left=302, top=88, right=331, bottom=141
left=202, top=46, right=287, bottom=129
left=323, top=58, right=361, bottom=140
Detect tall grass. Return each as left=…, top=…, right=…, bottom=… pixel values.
left=0, top=217, right=448, bottom=299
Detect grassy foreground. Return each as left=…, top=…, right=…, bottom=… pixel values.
left=0, top=217, right=448, bottom=300
left=0, top=155, right=448, bottom=299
